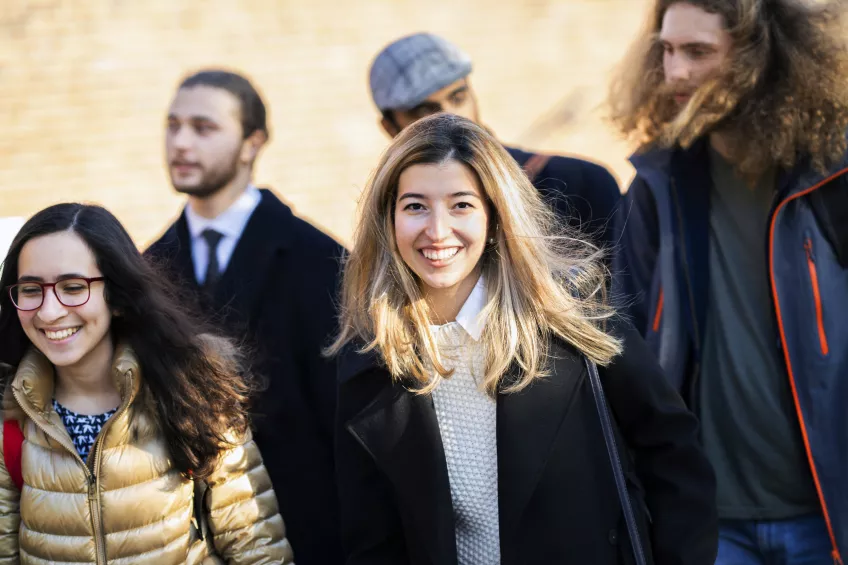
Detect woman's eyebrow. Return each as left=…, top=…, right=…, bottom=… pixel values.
left=398, top=192, right=426, bottom=201
left=449, top=191, right=482, bottom=199
left=16, top=273, right=88, bottom=283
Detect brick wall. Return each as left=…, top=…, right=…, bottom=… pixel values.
left=0, top=0, right=649, bottom=249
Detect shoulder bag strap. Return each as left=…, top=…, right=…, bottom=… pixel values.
left=523, top=153, right=552, bottom=183
left=583, top=356, right=647, bottom=565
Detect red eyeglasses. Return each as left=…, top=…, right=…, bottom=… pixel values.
left=7, top=277, right=106, bottom=311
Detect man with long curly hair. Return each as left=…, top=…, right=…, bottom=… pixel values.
left=608, top=0, right=848, bottom=562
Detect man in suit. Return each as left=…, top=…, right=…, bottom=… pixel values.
left=146, top=70, right=343, bottom=565
left=368, top=32, right=621, bottom=251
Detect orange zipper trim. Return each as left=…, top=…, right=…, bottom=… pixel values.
left=652, top=287, right=664, bottom=333
left=804, top=238, right=829, bottom=356
left=769, top=167, right=848, bottom=565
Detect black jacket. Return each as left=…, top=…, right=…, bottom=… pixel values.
left=335, top=322, right=717, bottom=565
left=145, top=189, right=345, bottom=565
left=506, top=146, right=621, bottom=252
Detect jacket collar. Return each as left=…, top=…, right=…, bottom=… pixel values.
left=11, top=342, right=141, bottom=415
left=630, top=136, right=848, bottom=199
left=628, top=139, right=707, bottom=191
left=154, top=189, right=298, bottom=322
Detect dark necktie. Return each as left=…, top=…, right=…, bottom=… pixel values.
left=201, top=228, right=224, bottom=289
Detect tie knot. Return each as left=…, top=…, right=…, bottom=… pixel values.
left=201, top=228, right=224, bottom=249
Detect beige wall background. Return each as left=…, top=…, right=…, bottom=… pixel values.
left=0, top=0, right=648, bottom=249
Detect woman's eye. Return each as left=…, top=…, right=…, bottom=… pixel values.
left=455, top=202, right=474, bottom=209
left=19, top=286, right=41, bottom=296
left=62, top=286, right=86, bottom=294
left=403, top=203, right=425, bottom=211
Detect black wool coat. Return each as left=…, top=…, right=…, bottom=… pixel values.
left=145, top=189, right=345, bottom=565
left=335, top=321, right=718, bottom=565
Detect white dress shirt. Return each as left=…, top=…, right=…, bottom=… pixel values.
left=430, top=277, right=500, bottom=564
left=184, top=185, right=262, bottom=284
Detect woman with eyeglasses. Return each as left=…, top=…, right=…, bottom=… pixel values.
left=0, top=203, right=293, bottom=564
left=328, top=113, right=718, bottom=565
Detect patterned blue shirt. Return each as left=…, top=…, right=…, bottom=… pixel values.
left=53, top=400, right=117, bottom=461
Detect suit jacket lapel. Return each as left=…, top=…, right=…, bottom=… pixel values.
left=211, top=189, right=293, bottom=321
left=160, top=215, right=199, bottom=292
left=346, top=378, right=457, bottom=565
left=497, top=343, right=585, bottom=538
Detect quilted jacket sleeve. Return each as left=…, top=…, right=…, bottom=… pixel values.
left=0, top=421, right=21, bottom=565
left=205, top=428, right=294, bottom=564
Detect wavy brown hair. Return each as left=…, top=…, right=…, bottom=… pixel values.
left=327, top=114, right=621, bottom=395
left=0, top=204, right=252, bottom=480
left=608, top=0, right=848, bottom=179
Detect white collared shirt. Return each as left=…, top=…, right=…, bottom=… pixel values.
left=431, top=275, right=487, bottom=341
left=430, top=275, right=500, bottom=564
left=184, top=185, right=262, bottom=284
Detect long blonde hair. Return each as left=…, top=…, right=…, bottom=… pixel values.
left=327, top=113, right=621, bottom=395
left=607, top=0, right=848, bottom=180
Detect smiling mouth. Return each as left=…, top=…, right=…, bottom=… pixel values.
left=421, top=247, right=460, bottom=261
left=43, top=327, right=81, bottom=341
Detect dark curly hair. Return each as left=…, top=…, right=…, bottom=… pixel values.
left=0, top=203, right=252, bottom=480
left=608, top=0, right=848, bottom=180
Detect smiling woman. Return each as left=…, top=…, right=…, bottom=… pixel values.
left=0, top=204, right=293, bottom=564
left=394, top=160, right=490, bottom=324
left=328, top=113, right=621, bottom=394
left=13, top=233, right=114, bottom=397
left=327, top=113, right=718, bottom=565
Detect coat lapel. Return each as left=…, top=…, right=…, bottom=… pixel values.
left=210, top=189, right=295, bottom=323
left=497, top=343, right=585, bottom=538
left=151, top=215, right=198, bottom=292
left=346, top=376, right=457, bottom=565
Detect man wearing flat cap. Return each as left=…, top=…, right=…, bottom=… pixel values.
left=369, top=32, right=621, bottom=251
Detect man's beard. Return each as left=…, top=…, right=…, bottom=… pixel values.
left=654, top=82, right=699, bottom=131
left=172, top=152, right=240, bottom=198
left=654, top=77, right=746, bottom=150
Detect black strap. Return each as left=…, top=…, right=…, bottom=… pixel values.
left=511, top=150, right=551, bottom=184
left=192, top=477, right=211, bottom=542
left=584, top=356, right=647, bottom=565
left=523, top=153, right=551, bottom=183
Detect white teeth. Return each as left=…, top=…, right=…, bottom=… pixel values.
left=44, top=327, right=81, bottom=341
left=422, top=248, right=459, bottom=261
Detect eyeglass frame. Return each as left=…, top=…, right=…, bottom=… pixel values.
left=6, top=276, right=106, bottom=312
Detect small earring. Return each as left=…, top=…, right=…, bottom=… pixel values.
left=489, top=223, right=499, bottom=245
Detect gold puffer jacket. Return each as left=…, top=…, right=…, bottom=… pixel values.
left=0, top=344, right=295, bottom=564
